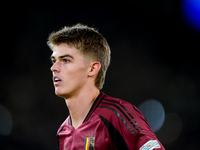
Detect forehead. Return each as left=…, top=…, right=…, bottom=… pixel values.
left=51, top=44, right=79, bottom=57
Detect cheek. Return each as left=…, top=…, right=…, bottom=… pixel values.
left=63, top=66, right=88, bottom=81
left=73, top=69, right=88, bottom=81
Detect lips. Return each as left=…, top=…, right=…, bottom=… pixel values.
left=53, top=76, right=62, bottom=85
left=55, top=77, right=61, bottom=82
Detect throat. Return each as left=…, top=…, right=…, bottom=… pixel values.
left=66, top=90, right=100, bottom=129
left=68, top=100, right=94, bottom=129
left=70, top=118, right=84, bottom=129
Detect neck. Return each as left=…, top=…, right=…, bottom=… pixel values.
left=65, top=88, right=100, bottom=129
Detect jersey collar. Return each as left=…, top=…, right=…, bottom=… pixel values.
left=68, top=91, right=105, bottom=126
left=83, top=91, right=105, bottom=123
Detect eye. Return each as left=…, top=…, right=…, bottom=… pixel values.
left=63, top=59, right=70, bottom=63
left=51, top=59, right=56, bottom=64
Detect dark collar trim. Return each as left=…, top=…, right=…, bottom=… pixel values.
left=83, top=91, right=105, bottom=123
left=68, top=116, right=72, bottom=126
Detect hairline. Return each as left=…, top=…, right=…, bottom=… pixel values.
left=50, top=43, right=99, bottom=65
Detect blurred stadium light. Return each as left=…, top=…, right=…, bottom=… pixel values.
left=182, top=0, right=200, bottom=32
left=156, top=113, right=182, bottom=144
left=138, top=99, right=165, bottom=133
left=0, top=105, right=13, bottom=136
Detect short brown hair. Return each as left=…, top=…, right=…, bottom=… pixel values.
left=47, top=24, right=111, bottom=90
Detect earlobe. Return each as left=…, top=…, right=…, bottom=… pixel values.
left=88, top=61, right=101, bottom=77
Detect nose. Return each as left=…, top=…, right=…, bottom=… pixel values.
left=50, top=61, right=60, bottom=73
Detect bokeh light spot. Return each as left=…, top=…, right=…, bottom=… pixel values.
left=0, top=105, right=13, bottom=136
left=156, top=113, right=182, bottom=144
left=138, top=99, right=165, bottom=133
left=182, top=0, right=200, bottom=32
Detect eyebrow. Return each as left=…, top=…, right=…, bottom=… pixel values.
left=50, top=54, right=74, bottom=59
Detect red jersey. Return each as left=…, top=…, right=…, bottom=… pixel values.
left=57, top=92, right=165, bottom=150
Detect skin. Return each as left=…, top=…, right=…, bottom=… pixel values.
left=50, top=43, right=101, bottom=129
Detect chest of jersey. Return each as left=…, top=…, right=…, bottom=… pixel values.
left=58, top=114, right=116, bottom=150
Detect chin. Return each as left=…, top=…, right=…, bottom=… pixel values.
left=55, top=89, right=70, bottom=99
left=55, top=89, right=65, bottom=97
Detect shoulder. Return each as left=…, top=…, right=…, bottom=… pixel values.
left=95, top=94, right=145, bottom=134
left=95, top=94, right=165, bottom=149
left=98, top=94, right=144, bottom=120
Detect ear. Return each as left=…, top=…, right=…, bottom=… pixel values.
left=88, top=61, right=101, bottom=77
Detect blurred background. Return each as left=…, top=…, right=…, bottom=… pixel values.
left=0, top=0, right=200, bottom=149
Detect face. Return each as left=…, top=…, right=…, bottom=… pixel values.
left=50, top=44, right=91, bottom=99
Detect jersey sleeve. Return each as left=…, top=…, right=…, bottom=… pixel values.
left=119, top=102, right=165, bottom=150
left=97, top=97, right=165, bottom=150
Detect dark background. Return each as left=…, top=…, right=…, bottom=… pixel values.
left=0, top=1, right=199, bottom=149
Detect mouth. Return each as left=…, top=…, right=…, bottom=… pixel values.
left=53, top=76, right=62, bottom=85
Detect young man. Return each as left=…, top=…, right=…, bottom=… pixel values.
left=47, top=24, right=165, bottom=150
